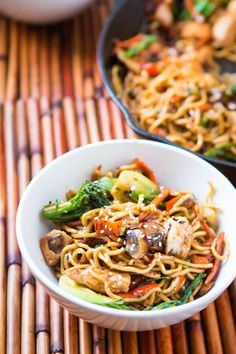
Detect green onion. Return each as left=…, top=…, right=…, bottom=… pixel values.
left=151, top=273, right=206, bottom=310
left=125, top=35, right=157, bottom=58
left=199, top=116, right=210, bottom=128
left=205, top=142, right=236, bottom=161
left=194, top=0, right=215, bottom=18
left=230, top=83, right=236, bottom=94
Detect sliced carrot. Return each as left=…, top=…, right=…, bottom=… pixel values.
left=166, top=193, right=183, bottom=212
left=153, top=128, right=166, bottom=137
left=118, top=283, right=158, bottom=298
left=116, top=34, right=144, bottom=49
left=184, top=0, right=194, bottom=13
left=150, top=188, right=170, bottom=207
left=205, top=232, right=225, bottom=285
left=94, top=219, right=122, bottom=241
left=134, top=158, right=157, bottom=183
left=170, top=95, right=183, bottom=104
left=199, top=103, right=212, bottom=112
left=142, top=62, right=159, bottom=77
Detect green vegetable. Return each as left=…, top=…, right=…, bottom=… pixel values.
left=199, top=116, right=210, bottom=128
left=230, top=83, right=236, bottom=94
left=151, top=273, right=206, bottom=310
left=96, top=177, right=117, bottom=193
left=59, top=275, right=130, bottom=309
left=43, top=180, right=111, bottom=223
left=111, top=170, right=159, bottom=203
left=194, top=0, right=215, bottom=18
left=125, top=35, right=157, bottom=58
left=205, top=143, right=236, bottom=161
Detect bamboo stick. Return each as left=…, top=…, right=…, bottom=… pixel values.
left=82, top=11, right=94, bottom=99
left=39, top=28, right=50, bottom=100
left=155, top=327, right=174, bottom=354
left=109, top=100, right=125, bottom=139
left=19, top=24, right=29, bottom=100
left=215, top=291, right=236, bottom=354
left=186, top=313, right=206, bottom=354
left=229, top=280, right=236, bottom=323
left=92, top=326, right=107, bottom=354
left=71, top=17, right=89, bottom=145
left=3, top=101, right=20, bottom=264
left=108, top=330, right=122, bottom=354
left=201, top=303, right=223, bottom=354
left=63, top=311, right=79, bottom=354
left=71, top=17, right=83, bottom=100
left=62, top=23, right=73, bottom=98
left=79, top=320, right=92, bottom=354
left=50, top=30, right=66, bottom=156
left=26, top=96, right=50, bottom=354
left=16, top=99, right=35, bottom=354
left=172, top=322, right=189, bottom=354
left=29, top=29, right=40, bottom=99
left=139, top=331, right=156, bottom=354
left=0, top=106, right=6, bottom=354
left=6, top=21, right=18, bottom=101
left=7, top=264, right=21, bottom=354
left=85, top=98, right=100, bottom=142
left=50, top=299, right=64, bottom=354
left=122, top=332, right=139, bottom=354
left=0, top=18, right=7, bottom=104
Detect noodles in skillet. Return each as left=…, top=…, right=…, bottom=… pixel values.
left=111, top=0, right=236, bottom=162
left=40, top=159, right=229, bottom=310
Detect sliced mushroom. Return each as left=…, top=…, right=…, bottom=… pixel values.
left=68, top=267, right=131, bottom=294
left=125, top=228, right=148, bottom=259
left=164, top=217, right=192, bottom=259
left=40, top=230, right=73, bottom=267
left=140, top=221, right=165, bottom=252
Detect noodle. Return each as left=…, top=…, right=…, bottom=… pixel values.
left=111, top=1, right=236, bottom=162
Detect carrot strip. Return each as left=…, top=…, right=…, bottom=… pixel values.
left=118, top=283, right=158, bottom=298
left=199, top=103, right=212, bottom=112
left=116, top=34, right=144, bottom=49
left=153, top=128, right=166, bottom=137
left=151, top=188, right=170, bottom=207
left=191, top=255, right=209, bottom=265
left=94, top=219, right=122, bottom=241
left=134, top=158, right=157, bottom=183
left=166, top=193, right=183, bottom=211
left=205, top=232, right=225, bottom=285
left=198, top=215, right=215, bottom=242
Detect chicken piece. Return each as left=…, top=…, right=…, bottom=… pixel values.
left=40, top=230, right=73, bottom=267
left=212, top=13, right=236, bottom=46
left=180, top=21, right=211, bottom=41
left=164, top=217, right=192, bottom=259
left=68, top=267, right=131, bottom=294
left=227, top=1, right=236, bottom=14
left=155, top=3, right=173, bottom=27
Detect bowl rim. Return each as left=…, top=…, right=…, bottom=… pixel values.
left=16, top=139, right=236, bottom=318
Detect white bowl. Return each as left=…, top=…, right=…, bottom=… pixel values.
left=16, top=139, right=236, bottom=331
left=0, top=0, right=94, bottom=24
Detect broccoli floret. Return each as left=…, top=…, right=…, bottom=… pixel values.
left=43, top=181, right=111, bottom=223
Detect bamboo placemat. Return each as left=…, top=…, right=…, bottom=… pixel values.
left=0, top=1, right=235, bottom=353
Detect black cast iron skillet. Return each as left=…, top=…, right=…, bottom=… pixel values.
left=98, top=0, right=236, bottom=185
